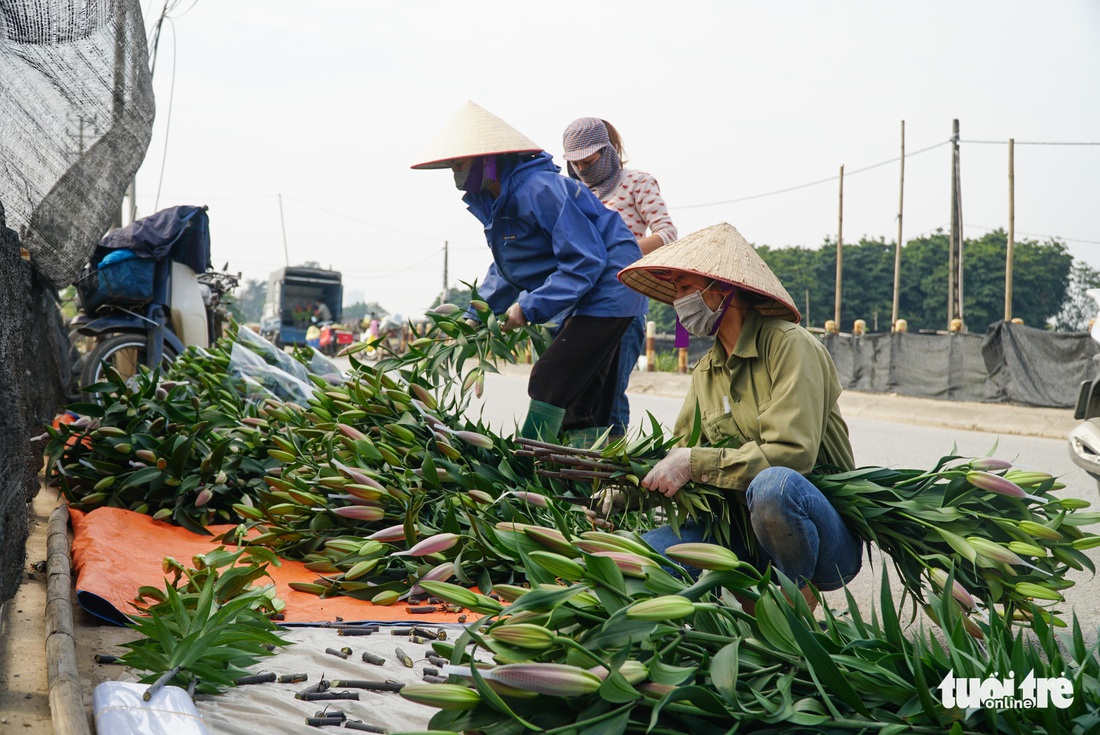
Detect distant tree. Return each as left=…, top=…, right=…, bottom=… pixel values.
left=227, top=278, right=266, bottom=323
left=344, top=301, right=389, bottom=324
left=757, top=244, right=824, bottom=328
left=431, top=285, right=475, bottom=314
left=648, top=299, right=676, bottom=333
left=1054, top=262, right=1100, bottom=333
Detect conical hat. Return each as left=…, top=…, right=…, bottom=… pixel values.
left=618, top=223, right=801, bottom=323
left=411, top=101, right=543, bottom=170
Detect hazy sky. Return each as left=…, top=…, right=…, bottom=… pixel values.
left=133, top=0, right=1100, bottom=318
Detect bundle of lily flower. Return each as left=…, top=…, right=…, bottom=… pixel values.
left=524, top=437, right=1100, bottom=617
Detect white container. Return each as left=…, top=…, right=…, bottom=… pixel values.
left=170, top=261, right=209, bottom=348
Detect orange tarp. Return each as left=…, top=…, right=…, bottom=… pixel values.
left=69, top=507, right=463, bottom=626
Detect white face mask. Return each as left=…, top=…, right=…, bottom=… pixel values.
left=673, top=285, right=733, bottom=337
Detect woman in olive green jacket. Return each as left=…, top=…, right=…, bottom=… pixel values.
left=617, top=223, right=863, bottom=600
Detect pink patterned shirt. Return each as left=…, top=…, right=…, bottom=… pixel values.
left=600, top=169, right=678, bottom=246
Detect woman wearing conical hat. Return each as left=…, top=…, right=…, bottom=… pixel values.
left=617, top=223, right=863, bottom=606
left=412, top=102, right=647, bottom=442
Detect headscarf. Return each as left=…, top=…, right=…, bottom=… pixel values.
left=562, top=117, right=623, bottom=200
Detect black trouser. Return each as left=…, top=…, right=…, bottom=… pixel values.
left=528, top=315, right=633, bottom=432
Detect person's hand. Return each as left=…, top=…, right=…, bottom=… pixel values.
left=583, top=486, right=625, bottom=529
left=502, top=302, right=528, bottom=332
left=464, top=318, right=479, bottom=329
left=641, top=447, right=692, bottom=498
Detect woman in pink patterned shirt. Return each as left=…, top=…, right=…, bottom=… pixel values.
left=563, top=117, right=679, bottom=435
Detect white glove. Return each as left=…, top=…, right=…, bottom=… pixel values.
left=502, top=302, right=528, bottom=332
left=642, top=447, right=692, bottom=498
left=593, top=486, right=626, bottom=516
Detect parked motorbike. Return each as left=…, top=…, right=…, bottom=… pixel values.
left=1069, top=289, right=1100, bottom=484
left=70, top=205, right=239, bottom=394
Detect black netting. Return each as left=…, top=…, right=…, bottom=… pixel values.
left=0, top=0, right=150, bottom=602
left=0, top=202, right=74, bottom=602
left=824, top=324, right=1100, bottom=409
left=0, top=0, right=154, bottom=288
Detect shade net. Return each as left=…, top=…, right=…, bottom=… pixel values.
left=0, top=0, right=154, bottom=288
left=0, top=0, right=149, bottom=602
left=823, top=323, right=1100, bottom=409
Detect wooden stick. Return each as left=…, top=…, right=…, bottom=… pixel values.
left=46, top=503, right=91, bottom=735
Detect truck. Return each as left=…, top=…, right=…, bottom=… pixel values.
left=260, top=266, right=343, bottom=348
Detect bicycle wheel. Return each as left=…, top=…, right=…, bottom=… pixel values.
left=79, top=333, right=178, bottom=398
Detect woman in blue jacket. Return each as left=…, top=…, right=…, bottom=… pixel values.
left=413, top=102, right=646, bottom=442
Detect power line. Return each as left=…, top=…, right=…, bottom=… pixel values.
left=674, top=140, right=951, bottom=210
left=961, top=140, right=1100, bottom=146
left=966, top=224, right=1100, bottom=247
left=282, top=196, right=482, bottom=249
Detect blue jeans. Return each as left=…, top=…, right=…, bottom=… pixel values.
left=642, top=467, right=863, bottom=590
left=610, top=314, right=646, bottom=435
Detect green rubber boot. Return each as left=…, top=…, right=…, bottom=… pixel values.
left=520, top=400, right=566, bottom=441
left=562, top=427, right=608, bottom=450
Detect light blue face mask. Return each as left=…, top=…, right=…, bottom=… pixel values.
left=673, top=283, right=735, bottom=337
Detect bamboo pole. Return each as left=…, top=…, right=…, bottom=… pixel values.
left=46, top=503, right=92, bottom=735
left=645, top=320, right=656, bottom=372
left=834, top=165, right=844, bottom=328
left=948, top=120, right=959, bottom=328
left=1005, top=138, right=1015, bottom=321
left=892, top=121, right=905, bottom=329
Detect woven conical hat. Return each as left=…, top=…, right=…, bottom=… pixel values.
left=618, top=223, right=801, bottom=323
left=411, top=101, right=543, bottom=170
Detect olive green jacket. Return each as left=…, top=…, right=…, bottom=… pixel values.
left=674, top=310, right=854, bottom=491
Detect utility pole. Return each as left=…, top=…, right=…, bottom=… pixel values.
left=442, top=240, right=449, bottom=303
left=1005, top=138, right=1015, bottom=321
left=834, top=165, right=844, bottom=329
left=948, top=119, right=960, bottom=328
left=892, top=121, right=905, bottom=329
left=278, top=193, right=289, bottom=266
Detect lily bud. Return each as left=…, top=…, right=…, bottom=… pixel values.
left=523, top=526, right=577, bottom=555
left=371, top=590, right=400, bottom=606
left=966, top=471, right=1026, bottom=498
left=488, top=623, right=556, bottom=649
left=578, top=531, right=652, bottom=556
left=626, top=595, right=696, bottom=620
left=431, top=303, right=461, bottom=316
left=194, top=488, right=213, bottom=507
left=1002, top=470, right=1055, bottom=488
left=367, top=524, right=412, bottom=542
left=665, top=542, right=742, bottom=571
left=588, top=660, right=648, bottom=685
left=638, top=681, right=676, bottom=699
left=966, top=536, right=1027, bottom=566
left=1013, top=581, right=1064, bottom=601
left=1017, top=520, right=1063, bottom=541
left=968, top=457, right=1013, bottom=471
left=453, top=430, right=493, bottom=449
left=589, top=551, right=656, bottom=578
left=466, top=489, right=494, bottom=505
left=404, top=532, right=460, bottom=557
left=485, top=663, right=603, bottom=698
left=510, top=490, right=550, bottom=508
left=1007, top=541, right=1047, bottom=557
left=337, top=423, right=368, bottom=441
left=490, top=584, right=530, bottom=602
left=528, top=551, right=585, bottom=581
left=399, top=683, right=481, bottom=711
left=332, top=505, right=385, bottom=522
left=927, top=569, right=977, bottom=610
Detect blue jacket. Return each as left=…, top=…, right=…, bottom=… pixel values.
left=464, top=152, right=647, bottom=324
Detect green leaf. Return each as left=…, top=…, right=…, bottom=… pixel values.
left=783, top=605, right=871, bottom=718
left=710, top=640, right=740, bottom=705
